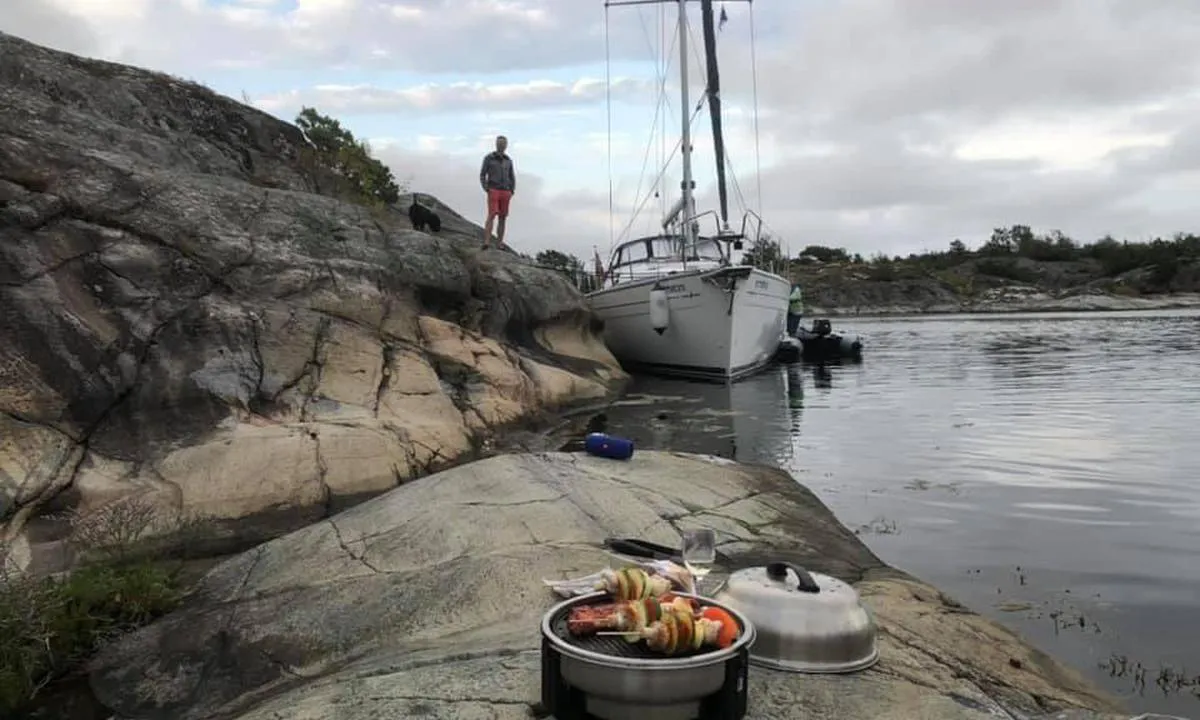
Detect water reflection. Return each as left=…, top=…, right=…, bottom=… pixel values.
left=600, top=309, right=1200, bottom=717
left=785, top=365, right=804, bottom=432
left=811, top=363, right=833, bottom=389
left=597, top=367, right=796, bottom=466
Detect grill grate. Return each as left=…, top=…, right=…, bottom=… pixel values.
left=549, top=598, right=722, bottom=660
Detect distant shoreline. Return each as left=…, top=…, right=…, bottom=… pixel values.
left=808, top=291, right=1200, bottom=319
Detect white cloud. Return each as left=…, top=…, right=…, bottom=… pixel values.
left=953, top=115, right=1173, bottom=170
left=4, top=0, right=98, bottom=55
left=4, top=0, right=1200, bottom=263
left=254, top=76, right=655, bottom=115
left=389, top=5, right=422, bottom=21
left=415, top=135, right=446, bottom=153
left=40, top=0, right=630, bottom=73
left=57, top=0, right=151, bottom=21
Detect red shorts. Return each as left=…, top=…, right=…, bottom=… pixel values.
left=487, top=188, right=512, bottom=218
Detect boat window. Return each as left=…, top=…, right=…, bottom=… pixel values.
left=622, top=241, right=649, bottom=265
left=609, top=234, right=725, bottom=270
left=688, top=237, right=726, bottom=262
left=649, top=237, right=680, bottom=259
left=612, top=239, right=651, bottom=267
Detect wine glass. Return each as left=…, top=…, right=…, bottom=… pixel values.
left=681, top=528, right=716, bottom=594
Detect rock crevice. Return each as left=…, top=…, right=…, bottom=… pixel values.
left=0, top=31, right=626, bottom=569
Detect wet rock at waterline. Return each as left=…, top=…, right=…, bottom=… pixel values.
left=88, top=452, right=1123, bottom=720
left=0, top=31, right=626, bottom=570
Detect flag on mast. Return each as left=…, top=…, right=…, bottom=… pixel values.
left=718, top=5, right=728, bottom=31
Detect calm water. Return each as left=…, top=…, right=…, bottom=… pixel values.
left=597, top=309, right=1200, bottom=717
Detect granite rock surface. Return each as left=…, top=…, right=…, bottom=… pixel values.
left=0, top=31, right=625, bottom=570
left=87, top=452, right=1124, bottom=720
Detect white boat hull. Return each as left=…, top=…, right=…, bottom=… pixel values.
left=586, top=266, right=790, bottom=382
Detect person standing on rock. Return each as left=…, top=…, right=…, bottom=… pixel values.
left=787, top=282, right=804, bottom=336
left=480, top=135, right=515, bottom=250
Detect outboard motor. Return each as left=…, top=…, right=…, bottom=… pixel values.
left=811, top=318, right=832, bottom=337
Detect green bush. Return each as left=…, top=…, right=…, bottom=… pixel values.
left=799, top=244, right=851, bottom=263
left=0, top=499, right=188, bottom=716
left=793, top=227, right=1199, bottom=284
left=975, top=258, right=1039, bottom=283
left=295, top=106, right=402, bottom=207
left=741, top=233, right=785, bottom=271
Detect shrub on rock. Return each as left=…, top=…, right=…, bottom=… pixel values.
left=0, top=498, right=188, bottom=716
left=295, top=106, right=402, bottom=207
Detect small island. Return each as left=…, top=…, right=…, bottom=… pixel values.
left=0, top=28, right=1145, bottom=720
left=779, top=228, right=1200, bottom=316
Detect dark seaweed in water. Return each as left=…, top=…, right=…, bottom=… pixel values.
left=557, top=412, right=608, bottom=452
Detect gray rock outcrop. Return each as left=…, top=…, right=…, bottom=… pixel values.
left=0, top=31, right=626, bottom=570
left=87, top=451, right=1123, bottom=720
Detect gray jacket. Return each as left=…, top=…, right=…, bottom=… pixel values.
left=480, top=151, right=515, bottom=192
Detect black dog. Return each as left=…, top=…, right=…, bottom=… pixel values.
left=408, top=195, right=442, bottom=233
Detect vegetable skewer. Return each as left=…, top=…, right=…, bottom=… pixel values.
left=594, top=566, right=675, bottom=600
left=598, top=611, right=728, bottom=655
left=567, top=594, right=696, bottom=636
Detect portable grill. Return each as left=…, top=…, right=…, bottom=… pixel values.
left=540, top=592, right=754, bottom=720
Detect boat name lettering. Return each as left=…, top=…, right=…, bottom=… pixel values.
left=754, top=280, right=769, bottom=290
left=661, top=283, right=687, bottom=294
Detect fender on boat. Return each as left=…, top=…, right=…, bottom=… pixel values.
left=649, top=288, right=670, bottom=335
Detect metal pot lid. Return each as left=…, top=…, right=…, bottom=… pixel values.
left=713, top=561, right=878, bottom=674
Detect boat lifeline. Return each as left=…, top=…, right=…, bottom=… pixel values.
left=585, top=0, right=790, bottom=382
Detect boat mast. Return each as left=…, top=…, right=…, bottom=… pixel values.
left=699, top=0, right=729, bottom=234
left=607, top=0, right=752, bottom=252
left=675, top=0, right=697, bottom=248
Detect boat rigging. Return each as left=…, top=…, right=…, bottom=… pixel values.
left=585, top=0, right=792, bottom=382
left=602, top=0, right=766, bottom=268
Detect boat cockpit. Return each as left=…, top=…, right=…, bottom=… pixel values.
left=602, top=234, right=729, bottom=287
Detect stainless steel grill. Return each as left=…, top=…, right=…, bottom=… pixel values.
left=540, top=592, right=755, bottom=720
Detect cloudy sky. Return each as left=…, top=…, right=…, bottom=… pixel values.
left=5, top=0, right=1200, bottom=261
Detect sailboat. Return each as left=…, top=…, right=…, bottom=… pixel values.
left=585, top=0, right=791, bottom=382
